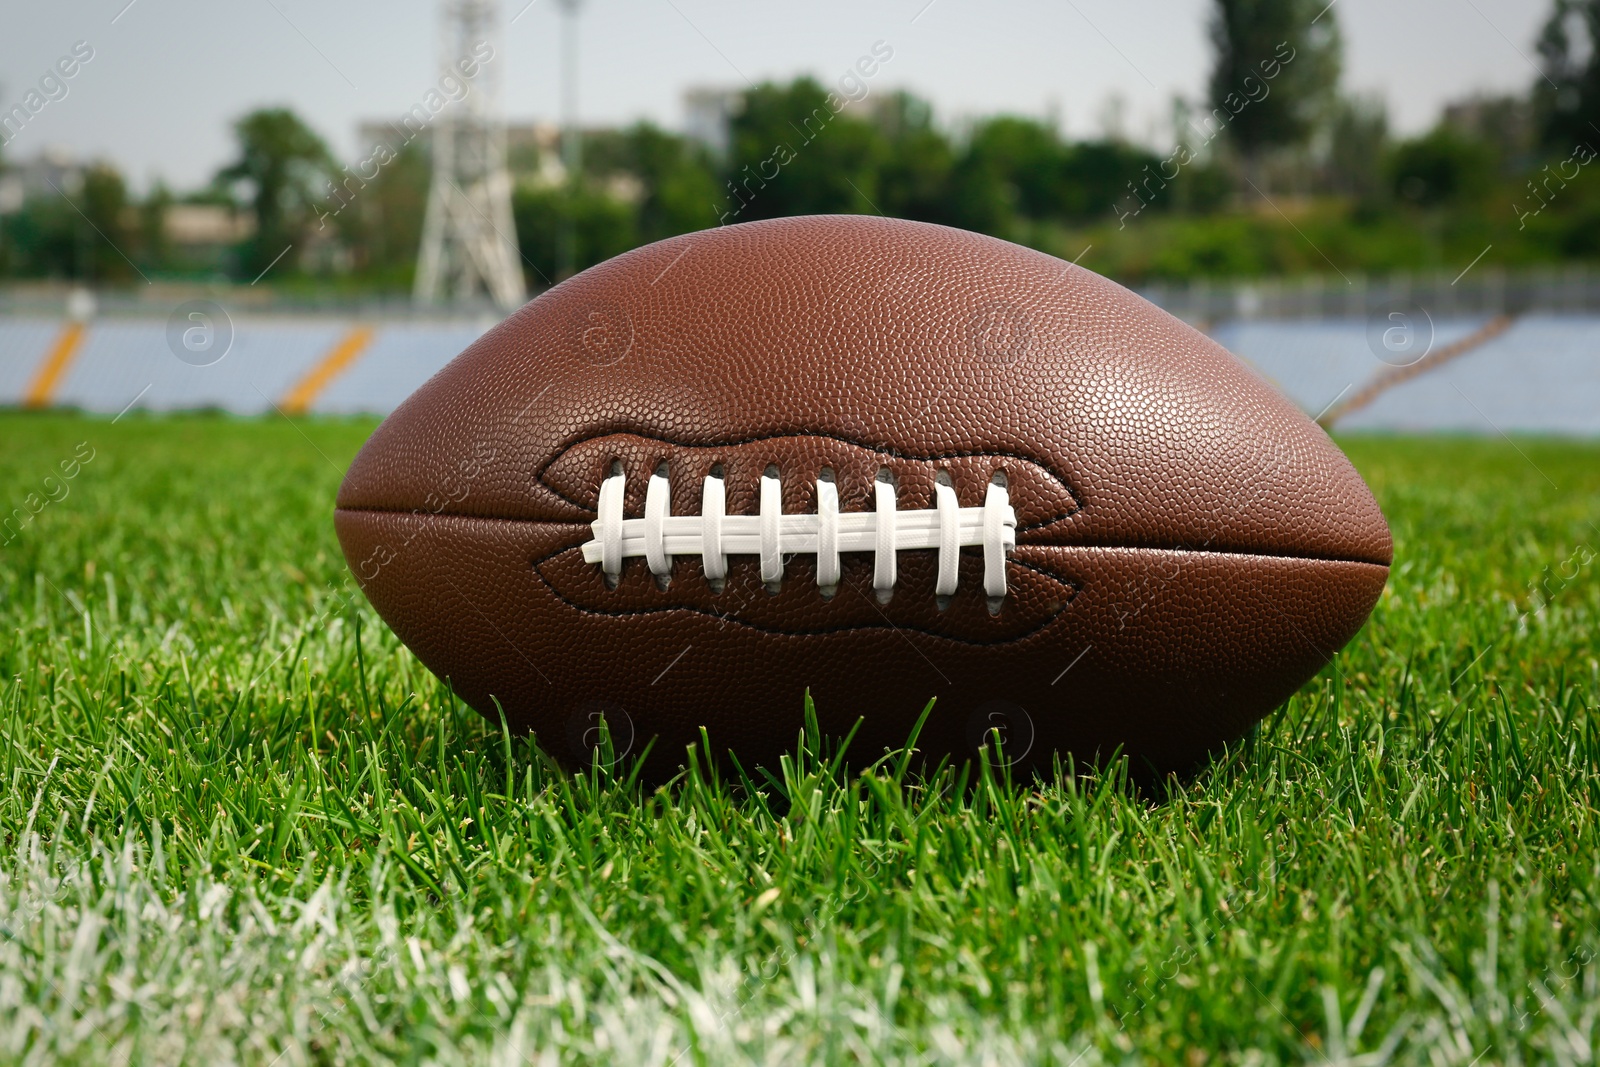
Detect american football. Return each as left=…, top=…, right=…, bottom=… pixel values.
left=335, top=213, right=1392, bottom=774
left=13, top=0, right=1599, bottom=1053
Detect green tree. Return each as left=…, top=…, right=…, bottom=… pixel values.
left=1059, top=140, right=1167, bottom=221
left=77, top=164, right=134, bottom=281
left=1535, top=0, right=1600, bottom=149
left=613, top=123, right=720, bottom=243
left=932, top=116, right=1063, bottom=236
left=723, top=78, right=883, bottom=222
left=946, top=116, right=1170, bottom=228
left=512, top=185, right=636, bottom=286
left=2, top=163, right=133, bottom=281
left=329, top=139, right=431, bottom=286
left=1207, top=0, right=1342, bottom=171
left=1388, top=128, right=1495, bottom=207
left=512, top=123, right=714, bottom=277
left=216, top=108, right=333, bottom=279
left=139, top=181, right=173, bottom=274
left=962, top=118, right=1063, bottom=219
left=1322, top=95, right=1390, bottom=202
left=940, top=152, right=1014, bottom=235
left=4, top=194, right=76, bottom=278
left=873, top=91, right=958, bottom=223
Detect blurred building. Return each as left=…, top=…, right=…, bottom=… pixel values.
left=162, top=204, right=252, bottom=245
left=159, top=203, right=254, bottom=273
left=682, top=87, right=740, bottom=158
left=0, top=145, right=83, bottom=203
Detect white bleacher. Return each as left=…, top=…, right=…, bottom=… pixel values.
left=1, top=312, right=1597, bottom=433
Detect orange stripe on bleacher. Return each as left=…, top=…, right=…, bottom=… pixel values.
left=24, top=322, right=89, bottom=409
left=280, top=326, right=376, bottom=414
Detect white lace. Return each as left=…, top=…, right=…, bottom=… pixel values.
left=580, top=467, right=1017, bottom=601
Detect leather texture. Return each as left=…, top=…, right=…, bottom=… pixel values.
left=336, top=215, right=1392, bottom=775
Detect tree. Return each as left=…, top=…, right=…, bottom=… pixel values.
left=1535, top=0, right=1600, bottom=149
left=79, top=163, right=134, bottom=281
left=1322, top=95, right=1390, bottom=201
left=215, top=108, right=333, bottom=279
left=1207, top=0, right=1342, bottom=170
left=1440, top=94, right=1535, bottom=176
left=938, top=116, right=1172, bottom=229
left=871, top=92, right=956, bottom=224
left=332, top=140, right=430, bottom=285
left=2, top=162, right=133, bottom=281
left=505, top=122, right=715, bottom=285
left=1058, top=139, right=1167, bottom=221
left=722, top=78, right=883, bottom=222
left=960, top=117, right=1065, bottom=220
left=613, top=123, right=720, bottom=243
left=139, top=181, right=173, bottom=274
left=511, top=185, right=635, bottom=286
left=1388, top=128, right=1495, bottom=207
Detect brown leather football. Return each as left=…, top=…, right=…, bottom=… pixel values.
left=335, top=215, right=1391, bottom=776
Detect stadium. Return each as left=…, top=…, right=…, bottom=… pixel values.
left=1, top=1, right=1597, bottom=1062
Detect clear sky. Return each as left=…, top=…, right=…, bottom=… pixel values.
left=0, top=0, right=1551, bottom=192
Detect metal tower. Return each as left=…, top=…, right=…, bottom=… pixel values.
left=414, top=0, right=526, bottom=311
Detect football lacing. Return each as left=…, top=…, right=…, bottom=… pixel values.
left=578, top=465, right=1017, bottom=606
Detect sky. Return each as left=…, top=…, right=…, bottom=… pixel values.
left=0, top=0, right=1552, bottom=193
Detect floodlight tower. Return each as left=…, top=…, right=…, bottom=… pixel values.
left=415, top=0, right=526, bottom=311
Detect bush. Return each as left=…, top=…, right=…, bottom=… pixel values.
left=511, top=185, right=638, bottom=286
left=1388, top=129, right=1496, bottom=207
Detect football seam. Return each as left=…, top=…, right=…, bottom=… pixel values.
left=333, top=507, right=1393, bottom=568
left=527, top=543, right=1081, bottom=645
left=530, top=430, right=1088, bottom=520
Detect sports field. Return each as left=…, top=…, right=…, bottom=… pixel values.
left=1, top=414, right=1597, bottom=1064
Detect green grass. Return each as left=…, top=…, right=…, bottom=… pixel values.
left=1, top=414, right=1597, bottom=1065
